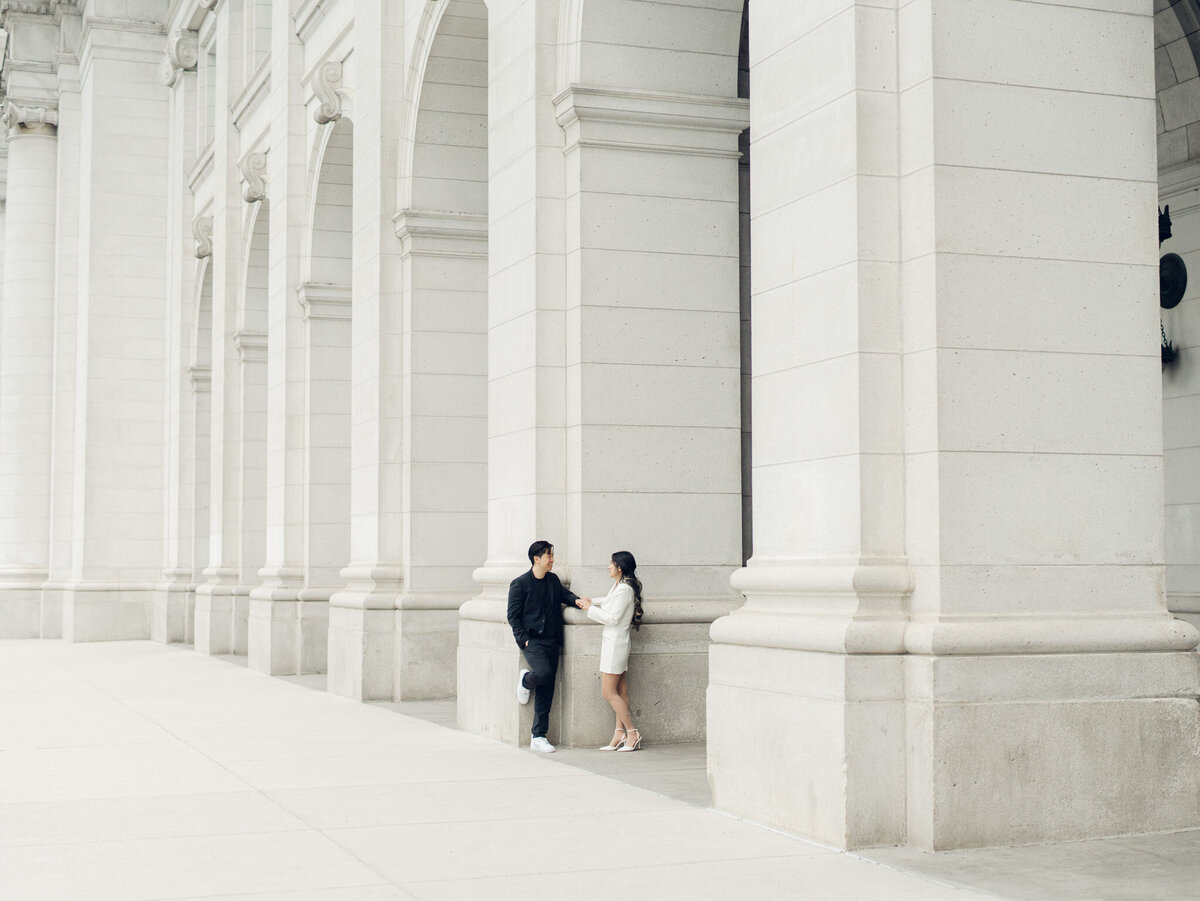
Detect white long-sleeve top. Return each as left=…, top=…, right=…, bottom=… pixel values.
left=587, top=580, right=636, bottom=674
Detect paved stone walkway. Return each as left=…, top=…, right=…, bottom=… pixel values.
left=1, top=640, right=1196, bottom=900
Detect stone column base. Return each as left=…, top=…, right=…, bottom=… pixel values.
left=61, top=582, right=153, bottom=641
left=247, top=596, right=328, bottom=675
left=327, top=603, right=395, bottom=701
left=708, top=642, right=906, bottom=849
left=195, top=575, right=239, bottom=655
left=559, top=617, right=714, bottom=748
left=151, top=574, right=194, bottom=644
left=708, top=641, right=1200, bottom=850
left=459, top=597, right=736, bottom=748
left=0, top=582, right=47, bottom=638
left=327, top=581, right=464, bottom=702
left=904, top=651, right=1200, bottom=850
left=457, top=603, right=533, bottom=745
left=395, top=603, right=461, bottom=701
left=38, top=583, right=64, bottom=639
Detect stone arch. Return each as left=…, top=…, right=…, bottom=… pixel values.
left=304, top=118, right=354, bottom=288
left=239, top=201, right=269, bottom=334
left=1158, top=0, right=1200, bottom=171
left=409, top=0, right=488, bottom=215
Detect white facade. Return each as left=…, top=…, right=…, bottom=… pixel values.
left=1, top=0, right=1199, bottom=852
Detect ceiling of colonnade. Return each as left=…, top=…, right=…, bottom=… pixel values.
left=1157, top=0, right=1200, bottom=171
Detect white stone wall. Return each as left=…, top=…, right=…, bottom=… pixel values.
left=2, top=0, right=1198, bottom=853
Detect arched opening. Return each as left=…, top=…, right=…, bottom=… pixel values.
left=235, top=200, right=270, bottom=654
left=299, top=117, right=354, bottom=672
left=1157, top=1, right=1200, bottom=634
left=190, top=261, right=214, bottom=646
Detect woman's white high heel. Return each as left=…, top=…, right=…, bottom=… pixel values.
left=598, top=728, right=626, bottom=751
left=617, top=728, right=642, bottom=752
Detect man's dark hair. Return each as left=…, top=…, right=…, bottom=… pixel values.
left=528, top=540, right=553, bottom=565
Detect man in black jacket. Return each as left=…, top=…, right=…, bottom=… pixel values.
left=507, top=540, right=588, bottom=752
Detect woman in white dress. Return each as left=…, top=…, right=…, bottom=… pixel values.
left=577, top=550, right=644, bottom=751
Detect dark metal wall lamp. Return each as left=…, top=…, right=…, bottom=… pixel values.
left=1160, top=205, right=1185, bottom=366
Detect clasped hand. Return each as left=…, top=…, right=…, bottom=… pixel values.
left=577, top=597, right=593, bottom=610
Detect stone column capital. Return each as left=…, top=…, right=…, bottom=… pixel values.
left=159, top=30, right=199, bottom=87
left=2, top=101, right=58, bottom=138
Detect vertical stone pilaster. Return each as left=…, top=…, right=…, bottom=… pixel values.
left=61, top=18, right=170, bottom=641
left=550, top=86, right=747, bottom=746
left=155, top=31, right=200, bottom=644
left=895, top=0, right=1198, bottom=849
left=708, top=0, right=1200, bottom=851
left=248, top=4, right=310, bottom=674
left=44, top=13, right=84, bottom=642
left=0, top=102, right=58, bottom=638
left=457, top=0, right=571, bottom=746
left=325, top=0, right=412, bottom=702
left=195, top=5, right=251, bottom=657
left=708, top=0, right=910, bottom=848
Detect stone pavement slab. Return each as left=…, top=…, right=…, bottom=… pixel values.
left=1, top=639, right=1196, bottom=900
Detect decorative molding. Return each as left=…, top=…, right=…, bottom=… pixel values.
left=294, top=0, right=335, bottom=44
left=187, top=141, right=215, bottom=193
left=0, top=1, right=54, bottom=15
left=296, top=282, right=351, bottom=321
left=553, top=85, right=748, bottom=158
left=240, top=152, right=267, bottom=203
left=192, top=216, right=213, bottom=258
left=2, top=101, right=58, bottom=137
left=393, top=210, right=487, bottom=260
left=312, top=60, right=344, bottom=125
left=232, top=57, right=271, bottom=130
left=234, top=331, right=267, bottom=363
left=159, top=30, right=198, bottom=87
left=197, top=0, right=217, bottom=9
left=188, top=365, right=212, bottom=391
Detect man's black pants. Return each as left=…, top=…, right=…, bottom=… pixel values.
left=521, top=638, right=559, bottom=739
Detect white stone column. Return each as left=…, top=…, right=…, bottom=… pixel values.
left=44, top=18, right=83, bottom=642
left=896, top=0, right=1199, bottom=849
left=0, top=102, right=58, bottom=639
left=709, top=0, right=1200, bottom=850
left=60, top=16, right=170, bottom=640
left=551, top=86, right=747, bottom=746
left=326, top=0, right=413, bottom=702
left=248, top=4, right=311, bottom=674
left=155, top=30, right=200, bottom=644
left=457, top=0, right=573, bottom=746
left=708, top=0, right=909, bottom=848
left=196, top=8, right=250, bottom=657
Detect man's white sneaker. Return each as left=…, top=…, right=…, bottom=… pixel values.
left=530, top=736, right=555, bottom=753
left=516, top=669, right=531, bottom=705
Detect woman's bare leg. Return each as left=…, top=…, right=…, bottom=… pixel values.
left=600, top=672, right=635, bottom=740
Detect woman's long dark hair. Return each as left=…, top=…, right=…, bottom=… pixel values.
left=611, top=550, right=643, bottom=631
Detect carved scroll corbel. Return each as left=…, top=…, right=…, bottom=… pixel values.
left=312, top=61, right=345, bottom=125
left=159, top=31, right=199, bottom=87
left=240, top=152, right=267, bottom=203
left=193, top=216, right=213, bottom=258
